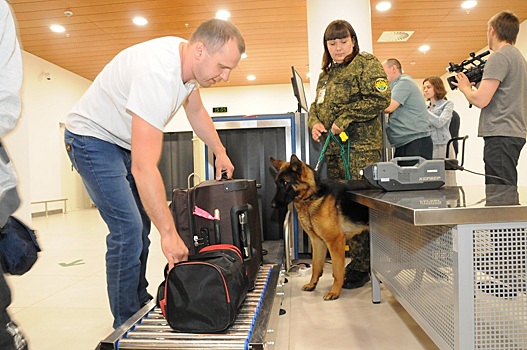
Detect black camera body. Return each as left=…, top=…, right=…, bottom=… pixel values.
left=447, top=50, right=490, bottom=90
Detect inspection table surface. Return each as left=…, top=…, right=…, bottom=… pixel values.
left=348, top=184, right=527, bottom=226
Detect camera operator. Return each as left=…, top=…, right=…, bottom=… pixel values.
left=454, top=11, right=527, bottom=186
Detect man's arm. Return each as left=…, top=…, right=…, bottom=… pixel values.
left=184, top=89, right=234, bottom=179
left=455, top=72, right=500, bottom=109
left=130, top=114, right=188, bottom=269
left=384, top=99, right=400, bottom=114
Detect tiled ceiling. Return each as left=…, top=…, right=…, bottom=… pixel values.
left=8, top=0, right=527, bottom=87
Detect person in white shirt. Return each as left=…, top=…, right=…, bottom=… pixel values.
left=64, top=18, right=245, bottom=328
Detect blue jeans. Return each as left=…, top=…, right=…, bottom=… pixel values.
left=64, top=129, right=152, bottom=328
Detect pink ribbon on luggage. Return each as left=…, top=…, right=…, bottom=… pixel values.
left=193, top=206, right=220, bottom=220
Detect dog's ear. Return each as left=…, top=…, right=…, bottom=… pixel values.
left=290, top=154, right=302, bottom=173
left=269, top=156, right=284, bottom=172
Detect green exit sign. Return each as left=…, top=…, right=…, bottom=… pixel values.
left=212, top=107, right=228, bottom=113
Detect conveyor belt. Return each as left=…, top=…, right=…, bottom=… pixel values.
left=97, top=264, right=282, bottom=350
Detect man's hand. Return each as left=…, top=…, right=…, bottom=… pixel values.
left=311, top=123, right=327, bottom=142
left=161, top=232, right=189, bottom=270
left=453, top=72, right=475, bottom=90
left=215, top=152, right=235, bottom=180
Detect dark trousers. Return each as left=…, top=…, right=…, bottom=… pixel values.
left=484, top=136, right=525, bottom=185
left=394, top=135, right=433, bottom=160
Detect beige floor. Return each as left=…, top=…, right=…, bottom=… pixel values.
left=5, top=208, right=438, bottom=350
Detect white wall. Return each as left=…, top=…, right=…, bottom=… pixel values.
left=5, top=51, right=93, bottom=222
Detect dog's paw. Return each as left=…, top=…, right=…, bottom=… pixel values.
left=323, top=292, right=340, bottom=301
left=301, top=283, right=316, bottom=291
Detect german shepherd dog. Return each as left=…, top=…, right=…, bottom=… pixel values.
left=270, top=154, right=374, bottom=300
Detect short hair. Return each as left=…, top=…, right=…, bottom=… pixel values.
left=385, top=58, right=402, bottom=72
left=488, top=11, right=520, bottom=44
left=190, top=18, right=245, bottom=55
left=423, top=76, right=447, bottom=100
left=321, top=20, right=360, bottom=73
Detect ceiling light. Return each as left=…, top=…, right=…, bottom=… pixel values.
left=133, top=17, right=148, bottom=26
left=376, top=1, right=391, bottom=11
left=216, top=10, right=231, bottom=20
left=241, top=53, right=247, bottom=59
left=247, top=75, right=256, bottom=81
left=461, top=1, right=477, bottom=9
left=418, top=45, right=430, bottom=53
left=50, top=24, right=65, bottom=33
left=378, top=31, right=414, bottom=42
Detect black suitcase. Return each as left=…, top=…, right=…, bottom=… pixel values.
left=170, top=179, right=262, bottom=288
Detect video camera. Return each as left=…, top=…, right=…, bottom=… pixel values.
left=446, top=50, right=490, bottom=90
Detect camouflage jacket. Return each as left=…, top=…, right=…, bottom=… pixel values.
left=308, top=52, right=390, bottom=155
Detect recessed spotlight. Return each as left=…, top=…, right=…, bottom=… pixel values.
left=133, top=17, right=148, bottom=26
left=216, top=10, right=231, bottom=20
left=247, top=75, right=256, bottom=81
left=241, top=53, right=247, bottom=59
left=50, top=24, right=66, bottom=33
left=461, top=1, right=477, bottom=9
left=418, top=45, right=430, bottom=53
left=376, top=1, right=391, bottom=11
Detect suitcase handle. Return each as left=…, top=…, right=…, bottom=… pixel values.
left=187, top=173, right=201, bottom=188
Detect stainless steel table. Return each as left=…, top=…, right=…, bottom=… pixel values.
left=348, top=185, right=527, bottom=350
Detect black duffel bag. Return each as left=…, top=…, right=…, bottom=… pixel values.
left=0, top=216, right=41, bottom=275
left=158, top=244, right=249, bottom=333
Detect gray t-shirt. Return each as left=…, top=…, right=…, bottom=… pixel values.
left=386, top=74, right=431, bottom=148
left=479, top=45, right=527, bottom=138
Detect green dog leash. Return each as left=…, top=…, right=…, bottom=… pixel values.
left=314, top=131, right=351, bottom=180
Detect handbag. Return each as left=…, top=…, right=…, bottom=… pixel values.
left=0, top=216, right=41, bottom=275
left=157, top=244, right=249, bottom=333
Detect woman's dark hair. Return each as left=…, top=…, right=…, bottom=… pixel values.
left=423, top=76, right=447, bottom=100
left=321, top=20, right=360, bottom=73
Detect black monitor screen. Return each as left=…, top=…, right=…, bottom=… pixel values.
left=291, top=66, right=309, bottom=113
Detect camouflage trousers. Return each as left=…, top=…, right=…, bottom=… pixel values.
left=326, top=150, right=380, bottom=273
left=346, top=230, right=370, bottom=273
left=326, top=149, right=382, bottom=181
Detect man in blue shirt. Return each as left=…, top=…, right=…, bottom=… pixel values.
left=382, top=59, right=433, bottom=160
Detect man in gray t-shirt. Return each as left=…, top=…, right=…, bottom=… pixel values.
left=382, top=58, right=433, bottom=161
left=455, top=11, right=527, bottom=185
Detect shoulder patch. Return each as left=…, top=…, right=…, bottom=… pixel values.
left=375, top=78, right=388, bottom=92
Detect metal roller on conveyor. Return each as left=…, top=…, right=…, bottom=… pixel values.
left=97, top=264, right=283, bottom=350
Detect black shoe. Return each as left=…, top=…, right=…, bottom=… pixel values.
left=343, top=270, right=370, bottom=289
left=140, top=293, right=154, bottom=307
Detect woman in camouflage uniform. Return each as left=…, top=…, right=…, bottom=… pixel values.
left=309, top=19, right=390, bottom=289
